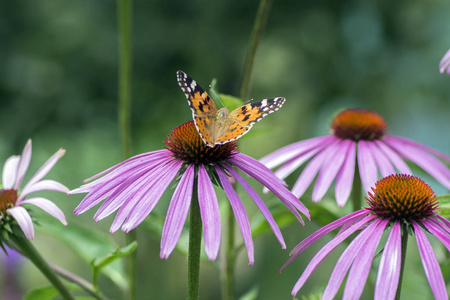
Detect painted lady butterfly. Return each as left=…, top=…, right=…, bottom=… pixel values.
left=177, top=70, right=285, bottom=147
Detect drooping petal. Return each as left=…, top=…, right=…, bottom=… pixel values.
left=7, top=206, right=34, bottom=240
left=367, top=142, right=395, bottom=177
left=22, top=148, right=66, bottom=193
left=119, top=160, right=182, bottom=232
left=259, top=136, right=331, bottom=169
left=290, top=215, right=375, bottom=297
left=323, top=218, right=384, bottom=299
left=160, top=164, right=194, bottom=259
left=2, top=156, right=20, bottom=189
left=21, top=197, right=67, bottom=225
left=18, top=180, right=69, bottom=203
left=343, top=218, right=388, bottom=299
left=374, top=140, right=412, bottom=174
left=413, top=222, right=448, bottom=300
left=313, top=140, right=349, bottom=202
left=216, top=165, right=254, bottom=265
left=15, top=139, right=32, bottom=190
left=335, top=140, right=356, bottom=207
left=389, top=136, right=450, bottom=162
left=422, top=219, right=450, bottom=251
left=374, top=221, right=401, bottom=300
left=357, top=140, right=379, bottom=193
left=230, top=153, right=310, bottom=222
left=440, top=49, right=450, bottom=74
left=224, top=163, right=285, bottom=249
left=385, top=137, right=450, bottom=189
left=433, top=215, right=450, bottom=234
left=291, top=137, right=341, bottom=198
left=197, top=164, right=221, bottom=261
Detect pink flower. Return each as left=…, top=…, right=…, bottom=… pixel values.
left=440, top=48, right=450, bottom=74
left=260, top=109, right=450, bottom=206
left=70, top=122, right=309, bottom=264
left=283, top=174, right=449, bottom=300
left=0, top=140, right=68, bottom=240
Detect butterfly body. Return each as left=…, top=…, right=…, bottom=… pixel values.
left=177, top=70, right=285, bottom=147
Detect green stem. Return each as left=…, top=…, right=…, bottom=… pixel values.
left=352, top=162, right=362, bottom=212
left=239, top=0, right=273, bottom=101
left=188, top=175, right=202, bottom=300
left=10, top=235, right=74, bottom=300
left=118, top=0, right=135, bottom=299
left=395, top=226, right=408, bottom=300
left=221, top=204, right=236, bottom=300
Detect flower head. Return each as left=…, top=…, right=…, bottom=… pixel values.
left=260, top=108, right=450, bottom=206
left=283, top=174, right=449, bottom=300
left=440, top=48, right=450, bottom=74
left=0, top=140, right=68, bottom=240
left=70, top=121, right=310, bottom=264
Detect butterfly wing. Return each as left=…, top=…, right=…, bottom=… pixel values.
left=214, top=97, right=286, bottom=145
left=177, top=70, right=218, bottom=146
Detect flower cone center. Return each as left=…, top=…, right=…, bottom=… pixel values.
left=164, top=121, right=236, bottom=164
left=330, top=109, right=387, bottom=141
left=0, top=189, right=18, bottom=211
left=366, top=174, right=438, bottom=221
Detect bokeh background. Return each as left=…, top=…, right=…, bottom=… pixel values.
left=0, top=0, right=449, bottom=299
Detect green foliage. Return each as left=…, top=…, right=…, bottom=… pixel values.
left=437, top=194, right=450, bottom=218
left=24, top=285, right=84, bottom=300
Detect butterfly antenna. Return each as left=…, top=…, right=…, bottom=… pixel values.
left=209, top=84, right=225, bottom=107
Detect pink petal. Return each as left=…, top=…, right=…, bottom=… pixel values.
left=7, top=206, right=34, bottom=239
left=343, top=218, right=388, bottom=299
left=260, top=136, right=331, bottom=169
left=357, top=140, right=379, bottom=193
left=160, top=164, right=194, bottom=259
left=2, top=156, right=20, bottom=189
left=313, top=140, right=350, bottom=202
left=18, top=180, right=69, bottom=203
left=224, top=163, right=285, bottom=249
left=291, top=137, right=341, bottom=198
left=21, top=197, right=67, bottom=225
left=413, top=222, right=448, bottom=300
left=374, top=140, right=412, bottom=174
left=374, top=221, right=401, bottom=300
left=335, top=141, right=356, bottom=207
left=421, top=219, right=450, bottom=252
left=367, top=142, right=395, bottom=177
left=440, top=49, right=450, bottom=74
left=216, top=166, right=254, bottom=265
left=389, top=136, right=450, bottom=162
left=15, top=139, right=32, bottom=190
left=197, top=164, right=221, bottom=261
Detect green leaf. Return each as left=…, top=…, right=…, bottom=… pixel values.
left=238, top=285, right=259, bottom=300
left=217, top=93, right=243, bottom=107
left=24, top=284, right=83, bottom=300
left=437, top=194, right=450, bottom=218
left=37, top=217, right=128, bottom=290
left=251, top=201, right=298, bottom=238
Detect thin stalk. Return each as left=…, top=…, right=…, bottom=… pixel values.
left=117, top=0, right=135, bottom=299
left=10, top=235, right=74, bottom=300
left=221, top=204, right=236, bottom=300
left=352, top=163, right=362, bottom=212
left=188, top=176, right=202, bottom=300
left=395, top=227, right=408, bottom=300
left=239, top=0, right=273, bottom=101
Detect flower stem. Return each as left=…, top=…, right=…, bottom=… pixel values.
left=395, top=226, right=409, bottom=300
left=10, top=235, right=74, bottom=300
left=221, top=204, right=236, bottom=300
left=117, top=0, right=136, bottom=299
left=188, top=176, right=202, bottom=300
left=352, top=163, right=362, bottom=212
left=239, top=0, right=273, bottom=101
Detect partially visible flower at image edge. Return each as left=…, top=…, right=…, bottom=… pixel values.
left=282, top=174, right=449, bottom=300
left=0, top=139, right=68, bottom=240
left=70, top=121, right=310, bottom=265
left=440, top=48, right=450, bottom=74
left=260, top=108, right=450, bottom=206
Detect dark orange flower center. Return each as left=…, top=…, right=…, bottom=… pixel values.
left=330, top=109, right=387, bottom=141
left=366, top=174, right=438, bottom=221
left=164, top=121, right=237, bottom=164
left=0, top=189, right=18, bottom=212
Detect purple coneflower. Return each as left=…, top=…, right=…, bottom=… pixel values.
left=0, top=139, right=68, bottom=240
left=70, top=121, right=310, bottom=264
left=282, top=174, right=449, bottom=300
left=440, top=49, right=450, bottom=74
left=260, top=108, right=450, bottom=206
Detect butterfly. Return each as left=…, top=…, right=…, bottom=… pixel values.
left=177, top=70, right=286, bottom=147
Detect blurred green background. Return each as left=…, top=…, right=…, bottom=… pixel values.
left=0, top=0, right=449, bottom=299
